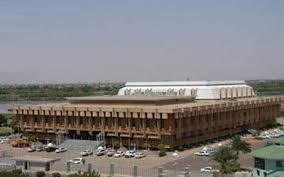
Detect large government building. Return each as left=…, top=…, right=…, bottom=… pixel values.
left=11, top=81, right=284, bottom=148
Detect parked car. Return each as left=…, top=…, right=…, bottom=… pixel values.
left=80, top=150, right=93, bottom=156
left=134, top=152, right=146, bottom=159
left=36, top=146, right=45, bottom=152
left=56, top=147, right=67, bottom=153
left=194, top=151, right=211, bottom=156
left=46, top=146, right=57, bottom=152
left=258, top=134, right=272, bottom=139
left=106, top=149, right=115, bottom=157
left=0, top=140, right=4, bottom=144
left=69, top=158, right=85, bottom=165
left=125, top=150, right=136, bottom=158
left=200, top=167, right=219, bottom=173
left=0, top=137, right=9, bottom=142
left=95, top=149, right=106, bottom=156
left=27, top=146, right=36, bottom=152
left=113, top=151, right=124, bottom=158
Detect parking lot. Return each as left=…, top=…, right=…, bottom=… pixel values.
left=0, top=132, right=275, bottom=177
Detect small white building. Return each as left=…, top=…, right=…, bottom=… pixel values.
left=118, top=81, right=255, bottom=100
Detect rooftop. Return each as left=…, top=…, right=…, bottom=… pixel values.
left=13, top=155, right=59, bottom=163
left=273, top=137, right=284, bottom=146
left=66, top=95, right=195, bottom=105
left=10, top=96, right=283, bottom=113
left=125, top=80, right=247, bottom=87
left=251, top=145, right=284, bottom=160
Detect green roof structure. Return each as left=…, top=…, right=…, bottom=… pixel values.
left=251, top=145, right=284, bottom=160
left=273, top=137, right=284, bottom=145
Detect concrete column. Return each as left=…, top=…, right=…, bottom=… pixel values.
left=142, top=118, right=146, bottom=137
left=157, top=119, right=161, bottom=137
left=64, top=116, right=68, bottom=132
left=66, top=162, right=71, bottom=173
left=184, top=167, right=190, bottom=177
left=101, top=117, right=105, bottom=132
left=88, top=117, right=93, bottom=135
left=128, top=118, right=132, bottom=133
left=109, top=163, right=114, bottom=177
left=133, top=165, right=138, bottom=177
left=53, top=116, right=56, bottom=132
left=115, top=117, right=118, bottom=135
left=158, top=167, right=163, bottom=177
left=31, top=115, right=35, bottom=131
left=45, top=162, right=50, bottom=171
left=88, top=163, right=92, bottom=172
left=76, top=117, right=80, bottom=134
left=19, top=115, right=23, bottom=130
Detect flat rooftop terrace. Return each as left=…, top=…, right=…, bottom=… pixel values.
left=66, top=96, right=195, bottom=105
left=10, top=96, right=284, bottom=114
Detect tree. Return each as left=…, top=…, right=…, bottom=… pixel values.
left=68, top=170, right=100, bottom=177
left=230, top=135, right=251, bottom=155
left=212, top=146, right=239, bottom=176
left=0, top=169, right=30, bottom=177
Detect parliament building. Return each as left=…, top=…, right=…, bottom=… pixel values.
left=11, top=81, right=284, bottom=148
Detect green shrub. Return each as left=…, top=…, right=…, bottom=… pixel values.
left=177, top=145, right=185, bottom=151
left=159, top=149, right=167, bottom=157
left=36, top=171, right=45, bottom=177
left=157, top=144, right=167, bottom=157
left=68, top=170, right=100, bottom=177
left=142, top=143, right=149, bottom=150
left=113, top=141, right=120, bottom=150
left=52, top=172, right=61, bottom=177
left=157, top=144, right=165, bottom=151
left=0, top=169, right=29, bottom=177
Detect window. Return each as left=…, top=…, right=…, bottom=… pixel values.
left=257, top=170, right=260, bottom=176
left=255, top=158, right=265, bottom=170
left=276, top=160, right=283, bottom=168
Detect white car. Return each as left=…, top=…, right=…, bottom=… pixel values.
left=194, top=151, right=211, bottom=156
left=55, top=147, right=67, bottom=153
left=125, top=150, right=136, bottom=158
left=69, top=158, right=85, bottom=165
left=106, top=149, right=116, bottom=157
left=259, top=134, right=272, bottom=139
left=200, top=167, right=219, bottom=173
left=27, top=147, right=36, bottom=152
left=95, top=149, right=106, bottom=156
left=113, top=151, right=124, bottom=158
left=80, top=150, right=93, bottom=156
left=0, top=140, right=4, bottom=144
left=134, top=152, right=146, bottom=159
left=0, top=137, right=9, bottom=142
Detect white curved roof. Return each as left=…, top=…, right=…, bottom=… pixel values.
left=125, top=80, right=246, bottom=87
left=118, top=81, right=255, bottom=100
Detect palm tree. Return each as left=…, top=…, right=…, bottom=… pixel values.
left=230, top=135, right=251, bottom=155
left=212, top=146, right=239, bottom=177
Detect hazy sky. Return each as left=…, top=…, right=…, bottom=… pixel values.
left=0, top=0, right=283, bottom=84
